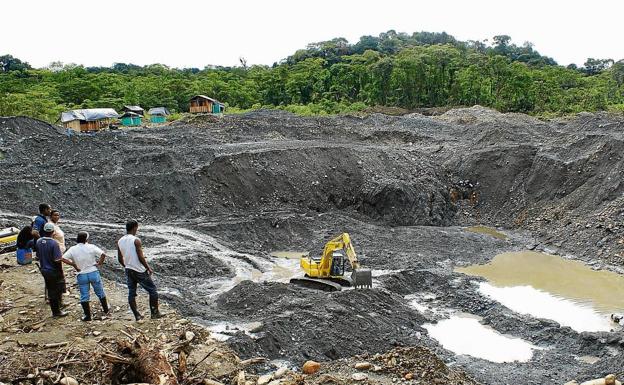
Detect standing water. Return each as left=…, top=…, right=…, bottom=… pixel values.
left=424, top=313, right=537, bottom=363
left=456, top=251, right=624, bottom=332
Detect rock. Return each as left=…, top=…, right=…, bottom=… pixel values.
left=267, top=381, right=281, bottom=385
left=203, top=380, right=225, bottom=385
left=354, top=362, right=371, bottom=370
left=404, top=373, right=414, bottom=380
left=274, top=367, right=288, bottom=379
left=257, top=374, right=273, bottom=385
left=59, top=377, right=79, bottom=385
left=237, top=370, right=246, bottom=385
left=302, top=360, right=320, bottom=374
left=41, top=371, right=56, bottom=378
left=185, top=331, right=196, bottom=341
left=351, top=373, right=368, bottom=381
left=563, top=381, right=579, bottom=385
left=92, top=331, right=101, bottom=336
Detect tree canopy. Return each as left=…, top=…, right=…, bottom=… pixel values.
left=1, top=31, right=623, bottom=122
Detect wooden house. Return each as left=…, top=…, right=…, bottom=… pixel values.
left=148, top=107, right=170, bottom=123
left=122, top=105, right=145, bottom=116
left=189, top=95, right=225, bottom=114
left=120, top=111, right=142, bottom=127
left=61, top=108, right=120, bottom=132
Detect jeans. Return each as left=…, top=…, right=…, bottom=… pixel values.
left=126, top=269, right=158, bottom=301
left=76, top=271, right=106, bottom=302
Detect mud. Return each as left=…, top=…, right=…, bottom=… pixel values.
left=2, top=107, right=624, bottom=384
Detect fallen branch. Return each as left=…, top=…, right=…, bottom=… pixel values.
left=43, top=342, right=69, bottom=349
left=240, top=357, right=268, bottom=367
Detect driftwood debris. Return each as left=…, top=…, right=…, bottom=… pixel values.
left=108, top=338, right=179, bottom=385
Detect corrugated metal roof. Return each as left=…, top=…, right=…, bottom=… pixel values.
left=123, top=105, right=144, bottom=112
left=190, top=95, right=224, bottom=105
left=120, top=111, right=141, bottom=118
left=60, top=108, right=120, bottom=123
left=148, top=107, right=170, bottom=116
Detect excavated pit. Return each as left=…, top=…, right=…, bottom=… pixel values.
left=1, top=108, right=624, bottom=384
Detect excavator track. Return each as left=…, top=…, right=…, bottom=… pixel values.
left=289, top=277, right=346, bottom=292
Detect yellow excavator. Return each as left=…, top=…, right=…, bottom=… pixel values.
left=290, top=233, right=372, bottom=291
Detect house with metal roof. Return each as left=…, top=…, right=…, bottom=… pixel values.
left=60, top=108, right=119, bottom=132
left=189, top=95, right=225, bottom=114
left=148, top=107, right=170, bottom=123
left=122, top=105, right=145, bottom=116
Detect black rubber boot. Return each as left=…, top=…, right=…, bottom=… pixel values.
left=99, top=297, right=110, bottom=314
left=50, top=298, right=68, bottom=318
left=149, top=296, right=163, bottom=319
left=80, top=302, right=92, bottom=322
left=129, top=298, right=143, bottom=321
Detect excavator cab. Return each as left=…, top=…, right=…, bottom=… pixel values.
left=330, top=252, right=346, bottom=276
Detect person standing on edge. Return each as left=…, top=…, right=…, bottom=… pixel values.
left=32, top=203, right=51, bottom=238
left=62, top=231, right=109, bottom=321
left=35, top=222, right=67, bottom=317
left=117, top=220, right=162, bottom=320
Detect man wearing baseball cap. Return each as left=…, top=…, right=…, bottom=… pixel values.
left=35, top=222, right=67, bottom=317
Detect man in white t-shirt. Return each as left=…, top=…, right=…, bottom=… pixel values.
left=117, top=220, right=162, bottom=321
left=62, top=231, right=109, bottom=321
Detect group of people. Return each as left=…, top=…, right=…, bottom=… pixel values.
left=15, top=203, right=162, bottom=322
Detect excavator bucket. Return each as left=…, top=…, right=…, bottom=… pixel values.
left=351, top=268, right=372, bottom=289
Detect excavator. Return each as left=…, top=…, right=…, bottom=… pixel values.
left=290, top=233, right=372, bottom=291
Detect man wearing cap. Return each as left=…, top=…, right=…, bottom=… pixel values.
left=62, top=231, right=110, bottom=321
left=117, top=220, right=162, bottom=320
left=35, top=222, right=67, bottom=317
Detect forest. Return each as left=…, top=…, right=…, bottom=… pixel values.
left=1, top=31, right=623, bottom=122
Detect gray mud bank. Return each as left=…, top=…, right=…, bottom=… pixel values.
left=1, top=107, right=624, bottom=384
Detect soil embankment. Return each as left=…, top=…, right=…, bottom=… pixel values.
left=1, top=108, right=623, bottom=384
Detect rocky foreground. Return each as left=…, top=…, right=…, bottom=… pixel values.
left=0, top=252, right=478, bottom=385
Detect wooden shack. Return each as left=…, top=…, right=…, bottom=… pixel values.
left=60, top=108, right=120, bottom=132
left=189, top=95, right=225, bottom=114
left=122, top=105, right=145, bottom=116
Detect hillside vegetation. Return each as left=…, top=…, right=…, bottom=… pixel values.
left=1, top=31, right=623, bottom=122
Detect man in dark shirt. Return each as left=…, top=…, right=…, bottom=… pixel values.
left=32, top=203, right=51, bottom=239
left=35, top=222, right=67, bottom=317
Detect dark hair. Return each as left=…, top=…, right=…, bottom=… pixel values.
left=39, top=203, right=51, bottom=214
left=17, top=226, right=33, bottom=249
left=51, top=209, right=60, bottom=215
left=76, top=231, right=89, bottom=244
left=126, top=220, right=138, bottom=233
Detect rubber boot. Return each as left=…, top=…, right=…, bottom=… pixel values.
left=99, top=297, right=110, bottom=314
left=129, top=298, right=143, bottom=321
left=149, top=296, right=163, bottom=319
left=80, top=302, right=92, bottom=322
left=50, top=298, right=68, bottom=318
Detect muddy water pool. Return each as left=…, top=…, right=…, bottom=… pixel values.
left=456, top=251, right=624, bottom=332
left=465, top=226, right=508, bottom=240
left=423, top=313, right=537, bottom=363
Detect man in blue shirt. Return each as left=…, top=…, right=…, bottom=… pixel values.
left=32, top=203, right=51, bottom=238
left=35, top=222, right=67, bottom=317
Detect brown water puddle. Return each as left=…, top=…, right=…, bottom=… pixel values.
left=456, top=251, right=624, bottom=332
left=465, top=226, right=507, bottom=240
left=270, top=251, right=308, bottom=259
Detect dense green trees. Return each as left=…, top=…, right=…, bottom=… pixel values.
left=1, top=31, right=623, bottom=123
